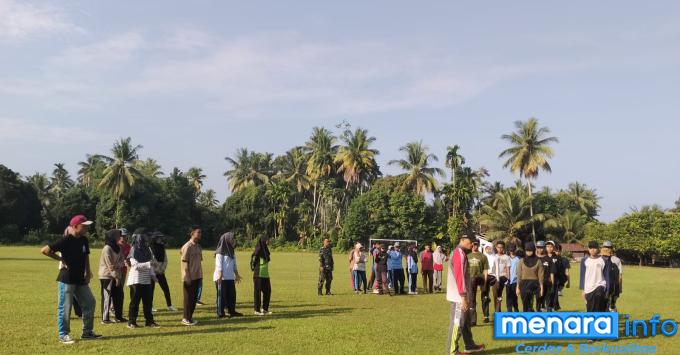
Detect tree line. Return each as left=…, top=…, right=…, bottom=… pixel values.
left=1, top=118, right=679, bottom=264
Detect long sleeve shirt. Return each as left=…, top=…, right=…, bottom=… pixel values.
left=407, top=255, right=418, bottom=273
left=127, top=257, right=156, bottom=286
left=446, top=246, right=470, bottom=303
left=387, top=250, right=403, bottom=270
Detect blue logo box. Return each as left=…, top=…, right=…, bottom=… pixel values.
left=494, top=312, right=619, bottom=340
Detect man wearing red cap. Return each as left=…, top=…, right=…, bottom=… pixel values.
left=41, top=215, right=103, bottom=344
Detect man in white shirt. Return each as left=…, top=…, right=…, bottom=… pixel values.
left=492, top=241, right=511, bottom=313
left=481, top=245, right=496, bottom=323
left=579, top=241, right=608, bottom=312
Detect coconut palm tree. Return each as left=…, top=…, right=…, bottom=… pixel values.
left=445, top=144, right=465, bottom=183
left=303, top=127, right=338, bottom=225
left=224, top=148, right=272, bottom=192
left=77, top=155, right=105, bottom=188
left=135, top=158, right=164, bottom=178
left=545, top=210, right=588, bottom=242
left=27, top=172, right=53, bottom=209
left=98, top=137, right=143, bottom=227
left=565, top=182, right=600, bottom=217
left=499, top=118, right=558, bottom=243
left=278, top=147, right=311, bottom=193
left=480, top=188, right=544, bottom=245
left=50, top=163, right=74, bottom=199
left=198, top=189, right=219, bottom=209
left=186, top=167, right=206, bottom=193
left=334, top=127, right=380, bottom=192
left=389, top=140, right=444, bottom=195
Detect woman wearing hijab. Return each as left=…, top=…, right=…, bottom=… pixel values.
left=516, top=242, right=545, bottom=312
left=126, top=228, right=160, bottom=328
left=150, top=231, right=176, bottom=312
left=251, top=235, right=272, bottom=316
left=432, top=246, right=448, bottom=292
left=349, top=243, right=367, bottom=294
left=407, top=245, right=419, bottom=295
left=214, top=232, right=243, bottom=318
left=98, top=229, right=125, bottom=324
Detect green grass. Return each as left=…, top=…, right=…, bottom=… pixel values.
left=1, top=246, right=679, bottom=354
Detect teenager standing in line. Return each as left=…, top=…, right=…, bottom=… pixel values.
left=420, top=245, right=434, bottom=294
left=374, top=244, right=390, bottom=296
left=387, top=243, right=405, bottom=295
left=349, top=243, right=367, bottom=294
left=407, top=245, right=419, bottom=295
left=432, top=246, right=448, bottom=292
left=505, top=245, right=520, bottom=312
left=180, top=225, right=202, bottom=326
left=579, top=241, right=611, bottom=312
left=481, top=245, right=496, bottom=323
left=600, top=241, right=622, bottom=312
left=150, top=231, right=176, bottom=312
left=467, top=241, right=488, bottom=326
left=516, top=242, right=544, bottom=312
left=492, top=241, right=511, bottom=313
left=98, top=229, right=124, bottom=324
left=214, top=232, right=243, bottom=318
left=126, top=228, right=160, bottom=329
left=252, top=235, right=272, bottom=315
left=535, top=241, right=556, bottom=312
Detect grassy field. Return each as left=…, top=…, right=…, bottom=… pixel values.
left=1, top=246, right=679, bottom=354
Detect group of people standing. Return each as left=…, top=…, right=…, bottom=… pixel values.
left=317, top=239, right=450, bottom=296
left=41, top=215, right=275, bottom=345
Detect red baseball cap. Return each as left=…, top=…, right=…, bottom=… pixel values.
left=69, top=215, right=93, bottom=227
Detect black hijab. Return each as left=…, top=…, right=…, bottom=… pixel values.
left=523, top=242, right=538, bottom=267
left=131, top=228, right=152, bottom=263
left=150, top=231, right=166, bottom=262
left=105, top=229, right=121, bottom=253
left=216, top=232, right=235, bottom=258
left=253, top=235, right=270, bottom=262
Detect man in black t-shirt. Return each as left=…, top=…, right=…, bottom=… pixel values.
left=535, top=241, right=556, bottom=312
left=41, top=215, right=102, bottom=344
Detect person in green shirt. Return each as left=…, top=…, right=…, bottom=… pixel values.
left=467, top=240, right=489, bottom=326
left=251, top=235, right=272, bottom=316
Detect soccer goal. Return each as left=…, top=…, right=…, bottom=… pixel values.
left=368, top=238, right=418, bottom=254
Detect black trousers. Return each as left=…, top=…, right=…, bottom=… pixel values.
left=254, top=277, right=271, bottom=312
left=519, top=280, right=541, bottom=312
left=470, top=275, right=485, bottom=324
left=422, top=270, right=434, bottom=293
left=183, top=279, right=201, bottom=321
left=586, top=286, right=608, bottom=312
left=128, top=284, right=154, bottom=325
left=152, top=273, right=173, bottom=307
left=482, top=275, right=497, bottom=318
left=392, top=269, right=405, bottom=294
left=317, top=269, right=333, bottom=294
left=538, top=280, right=554, bottom=311
left=216, top=280, right=236, bottom=316
left=409, top=273, right=418, bottom=293
left=100, top=279, right=123, bottom=321
left=493, top=276, right=509, bottom=312
left=506, top=283, right=519, bottom=312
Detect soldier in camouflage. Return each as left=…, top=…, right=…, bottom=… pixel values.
left=318, top=238, right=334, bottom=295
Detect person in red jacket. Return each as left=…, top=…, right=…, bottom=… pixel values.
left=446, top=233, right=485, bottom=355
left=420, top=245, right=434, bottom=293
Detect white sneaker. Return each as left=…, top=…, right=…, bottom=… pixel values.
left=372, top=289, right=380, bottom=294
left=168, top=306, right=177, bottom=312
left=181, top=319, right=197, bottom=326
left=59, top=334, right=75, bottom=345
left=261, top=309, right=273, bottom=315
left=254, top=311, right=265, bottom=316
left=152, top=308, right=158, bottom=312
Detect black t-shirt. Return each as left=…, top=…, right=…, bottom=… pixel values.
left=550, top=254, right=564, bottom=277
left=49, top=235, right=90, bottom=285
left=539, top=255, right=557, bottom=281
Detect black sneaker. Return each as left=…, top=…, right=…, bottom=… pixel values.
left=147, top=323, right=161, bottom=328
left=81, top=331, right=103, bottom=340
left=483, top=318, right=489, bottom=324
left=101, top=319, right=114, bottom=325
left=229, top=312, right=244, bottom=317
left=115, top=317, right=128, bottom=323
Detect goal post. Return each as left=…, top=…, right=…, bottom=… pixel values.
left=368, top=238, right=418, bottom=254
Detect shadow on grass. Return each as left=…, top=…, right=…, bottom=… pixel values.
left=102, top=325, right=274, bottom=340
left=196, top=306, right=353, bottom=326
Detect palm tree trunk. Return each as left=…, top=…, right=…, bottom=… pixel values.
left=527, top=178, right=536, bottom=244
left=312, top=182, right=318, bottom=226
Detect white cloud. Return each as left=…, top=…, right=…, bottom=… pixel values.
left=0, top=0, right=81, bottom=41
left=49, top=32, right=144, bottom=69
left=0, top=117, right=103, bottom=143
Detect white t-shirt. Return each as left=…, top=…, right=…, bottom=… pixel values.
left=611, top=255, right=623, bottom=276
left=213, top=253, right=237, bottom=281
left=485, top=253, right=496, bottom=276
left=494, top=254, right=511, bottom=279
left=583, top=257, right=606, bottom=294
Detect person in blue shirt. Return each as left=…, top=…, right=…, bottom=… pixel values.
left=506, top=245, right=521, bottom=312
left=387, top=243, right=405, bottom=295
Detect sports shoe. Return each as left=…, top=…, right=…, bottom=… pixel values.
left=372, top=289, right=380, bottom=294
left=59, top=334, right=75, bottom=345
left=115, top=317, right=128, bottom=323
left=229, top=312, right=244, bottom=317
left=81, top=331, right=103, bottom=340
left=127, top=323, right=139, bottom=329
left=464, top=344, right=485, bottom=353
left=254, top=311, right=265, bottom=316
left=181, top=319, right=197, bottom=326
left=147, top=322, right=161, bottom=328
left=196, top=300, right=205, bottom=306
left=262, top=310, right=273, bottom=315
left=101, top=319, right=114, bottom=325
left=168, top=306, right=177, bottom=312
left=483, top=317, right=490, bottom=324
left=152, top=308, right=158, bottom=312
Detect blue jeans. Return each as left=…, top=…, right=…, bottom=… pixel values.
left=57, top=282, right=95, bottom=337
left=353, top=270, right=367, bottom=291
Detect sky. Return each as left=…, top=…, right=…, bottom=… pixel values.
left=1, top=0, right=679, bottom=222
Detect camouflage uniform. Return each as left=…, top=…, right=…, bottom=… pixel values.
left=318, top=246, right=334, bottom=295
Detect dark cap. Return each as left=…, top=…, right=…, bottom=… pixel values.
left=525, top=242, right=536, bottom=252
left=588, top=241, right=600, bottom=249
